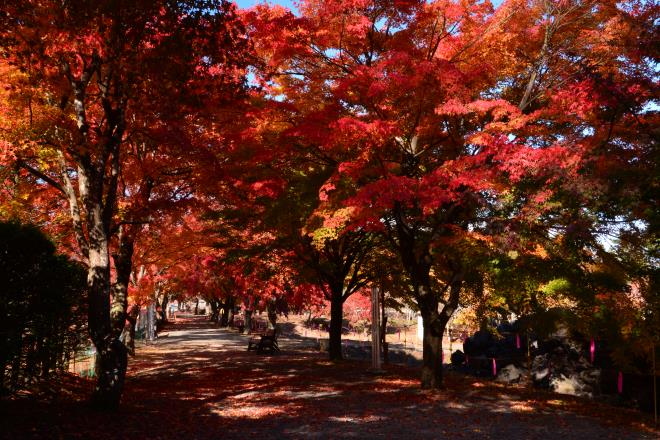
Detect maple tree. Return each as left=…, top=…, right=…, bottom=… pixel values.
left=0, top=0, right=656, bottom=408
left=245, top=0, right=657, bottom=388
left=219, top=110, right=377, bottom=356
left=0, top=0, right=248, bottom=407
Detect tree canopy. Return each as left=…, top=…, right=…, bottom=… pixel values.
left=0, top=0, right=657, bottom=406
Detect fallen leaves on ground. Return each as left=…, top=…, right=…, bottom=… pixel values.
left=1, top=317, right=657, bottom=440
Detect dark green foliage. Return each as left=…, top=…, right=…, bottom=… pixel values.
left=0, top=221, right=87, bottom=393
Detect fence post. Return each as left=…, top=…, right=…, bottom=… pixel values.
left=371, top=285, right=381, bottom=371
left=527, top=330, right=532, bottom=388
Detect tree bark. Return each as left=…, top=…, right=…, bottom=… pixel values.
left=219, top=301, right=229, bottom=327
left=87, top=204, right=127, bottom=409
left=243, top=309, right=252, bottom=335
left=159, top=294, right=169, bottom=324
left=328, top=285, right=344, bottom=361
left=417, top=273, right=463, bottom=389
left=121, top=305, right=139, bottom=357
left=226, top=297, right=235, bottom=327
left=267, top=301, right=277, bottom=330
left=210, top=300, right=219, bottom=322
left=381, top=293, right=389, bottom=365
left=419, top=305, right=444, bottom=388
left=393, top=202, right=464, bottom=389
left=111, top=227, right=134, bottom=337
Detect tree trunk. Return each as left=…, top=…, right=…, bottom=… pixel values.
left=417, top=273, right=462, bottom=389
left=159, top=294, right=169, bottom=323
left=227, top=297, right=235, bottom=327
left=219, top=301, right=229, bottom=327
left=110, top=228, right=134, bottom=337
left=394, top=208, right=463, bottom=389
left=328, top=286, right=344, bottom=361
left=121, top=305, right=139, bottom=357
left=420, top=307, right=444, bottom=389
left=209, top=299, right=219, bottom=322
left=92, top=338, right=128, bottom=410
left=267, top=301, right=277, bottom=330
left=88, top=219, right=126, bottom=409
left=382, top=314, right=389, bottom=364
left=243, top=309, right=252, bottom=335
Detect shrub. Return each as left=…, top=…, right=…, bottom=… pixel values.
left=0, top=221, right=87, bottom=392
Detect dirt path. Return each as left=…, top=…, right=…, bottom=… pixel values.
left=2, top=317, right=657, bottom=439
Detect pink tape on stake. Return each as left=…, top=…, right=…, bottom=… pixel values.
left=492, top=358, right=497, bottom=376
left=516, top=334, right=521, bottom=349
left=590, top=338, right=595, bottom=363
left=617, top=372, right=623, bottom=394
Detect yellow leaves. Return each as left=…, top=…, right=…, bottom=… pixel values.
left=310, top=226, right=339, bottom=248
left=305, top=207, right=356, bottom=249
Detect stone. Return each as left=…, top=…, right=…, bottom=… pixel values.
left=530, top=337, right=601, bottom=397
left=463, top=330, right=495, bottom=357
left=549, top=372, right=599, bottom=398
left=451, top=350, right=465, bottom=366
left=496, top=364, right=527, bottom=383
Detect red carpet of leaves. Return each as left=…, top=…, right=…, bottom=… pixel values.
left=2, top=317, right=657, bottom=439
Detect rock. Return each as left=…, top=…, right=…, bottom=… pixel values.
left=463, top=330, right=495, bottom=357
left=530, top=337, right=601, bottom=397
left=451, top=350, right=465, bottom=366
left=496, top=364, right=527, bottom=383
left=531, top=353, right=550, bottom=385
left=460, top=324, right=605, bottom=399
left=534, top=367, right=549, bottom=382
left=550, top=372, right=600, bottom=397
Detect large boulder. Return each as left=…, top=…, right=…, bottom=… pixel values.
left=531, top=337, right=600, bottom=397
left=462, top=327, right=524, bottom=362
left=450, top=350, right=466, bottom=366
left=462, top=330, right=495, bottom=357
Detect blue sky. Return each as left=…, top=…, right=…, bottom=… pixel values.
left=235, top=0, right=504, bottom=11
left=235, top=0, right=296, bottom=9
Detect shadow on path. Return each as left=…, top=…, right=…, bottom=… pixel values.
left=1, top=316, right=656, bottom=440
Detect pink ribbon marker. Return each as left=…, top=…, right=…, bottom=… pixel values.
left=590, top=338, right=595, bottom=363
left=516, top=334, right=521, bottom=349
left=617, top=372, right=623, bottom=394
left=492, top=358, right=497, bottom=376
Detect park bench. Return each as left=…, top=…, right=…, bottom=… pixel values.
left=247, top=328, right=280, bottom=354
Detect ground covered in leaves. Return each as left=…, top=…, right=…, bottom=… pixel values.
left=2, top=317, right=657, bottom=439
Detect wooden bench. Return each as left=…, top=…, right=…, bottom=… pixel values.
left=247, top=328, right=280, bottom=354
